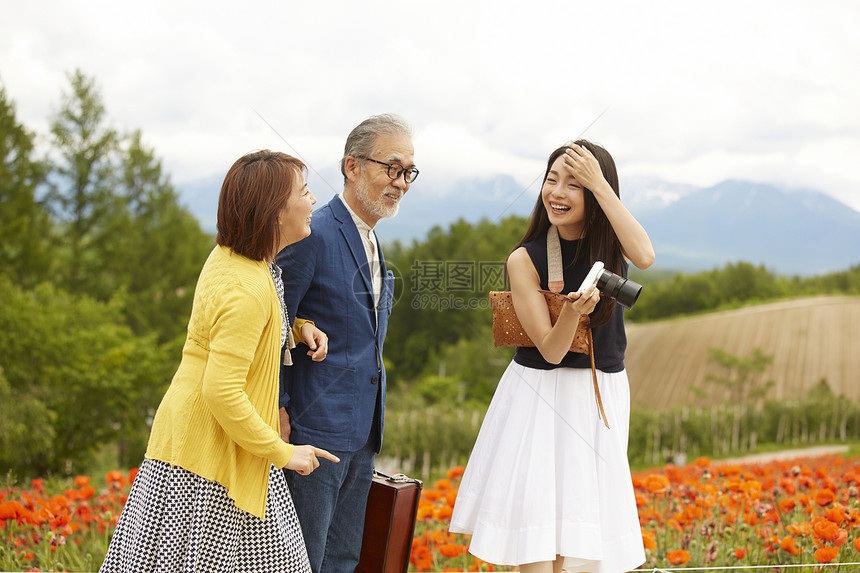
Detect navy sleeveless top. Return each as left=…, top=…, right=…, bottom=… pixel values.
left=512, top=230, right=627, bottom=372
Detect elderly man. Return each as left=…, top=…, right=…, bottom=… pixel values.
left=276, top=114, right=417, bottom=572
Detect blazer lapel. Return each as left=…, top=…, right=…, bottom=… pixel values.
left=331, top=196, right=373, bottom=295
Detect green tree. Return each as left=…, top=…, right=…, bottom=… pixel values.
left=0, top=81, right=51, bottom=287
left=47, top=69, right=119, bottom=296
left=703, top=347, right=775, bottom=405
left=45, top=71, right=210, bottom=341
left=384, top=215, right=525, bottom=382
left=0, top=365, right=56, bottom=477
left=108, top=130, right=212, bottom=341
left=0, top=276, right=171, bottom=476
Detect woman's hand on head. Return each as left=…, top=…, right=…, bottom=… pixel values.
left=565, top=284, right=600, bottom=315
left=285, top=445, right=340, bottom=476
left=563, top=144, right=609, bottom=194
left=300, top=322, right=328, bottom=361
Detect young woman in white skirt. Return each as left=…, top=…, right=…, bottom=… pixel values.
left=100, top=151, right=339, bottom=573
left=450, top=140, right=655, bottom=573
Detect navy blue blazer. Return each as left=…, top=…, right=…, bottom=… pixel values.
left=276, top=195, right=394, bottom=453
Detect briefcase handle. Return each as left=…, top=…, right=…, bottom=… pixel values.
left=373, top=469, right=422, bottom=485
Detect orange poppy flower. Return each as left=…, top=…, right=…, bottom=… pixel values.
left=825, top=504, right=847, bottom=525
left=105, top=471, right=125, bottom=487
left=814, top=546, right=838, bottom=563
left=779, top=498, right=797, bottom=513
left=779, top=535, right=801, bottom=555
left=417, top=500, right=435, bottom=520
left=814, top=489, right=835, bottom=507
left=787, top=521, right=813, bottom=537
left=434, top=479, right=453, bottom=491
left=733, top=547, right=746, bottom=559
left=854, top=537, right=860, bottom=553
left=641, top=529, right=657, bottom=550
left=644, top=474, right=670, bottom=493
left=0, top=500, right=28, bottom=521
left=813, top=518, right=839, bottom=541
left=666, top=549, right=690, bottom=565
left=470, top=556, right=495, bottom=572
left=721, top=465, right=743, bottom=476
left=779, top=478, right=797, bottom=495
left=73, top=475, right=90, bottom=487
left=446, top=466, right=466, bottom=480
left=439, top=543, right=466, bottom=558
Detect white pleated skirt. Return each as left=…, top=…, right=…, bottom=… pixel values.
left=449, top=361, right=645, bottom=573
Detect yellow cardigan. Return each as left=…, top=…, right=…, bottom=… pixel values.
left=147, top=245, right=306, bottom=519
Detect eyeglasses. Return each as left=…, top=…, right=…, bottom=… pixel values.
left=360, top=157, right=419, bottom=183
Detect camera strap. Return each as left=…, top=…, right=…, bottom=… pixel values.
left=547, top=225, right=609, bottom=429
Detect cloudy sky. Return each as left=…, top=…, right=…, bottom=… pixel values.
left=3, top=0, right=859, bottom=211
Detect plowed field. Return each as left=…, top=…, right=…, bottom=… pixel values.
left=625, top=295, right=860, bottom=409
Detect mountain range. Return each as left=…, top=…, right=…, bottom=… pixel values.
left=175, top=174, right=860, bottom=277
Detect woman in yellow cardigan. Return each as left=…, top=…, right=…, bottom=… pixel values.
left=101, top=150, right=338, bottom=573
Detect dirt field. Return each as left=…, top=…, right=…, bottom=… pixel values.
left=624, top=295, right=860, bottom=410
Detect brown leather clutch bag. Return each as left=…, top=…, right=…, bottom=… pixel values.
left=489, top=290, right=590, bottom=354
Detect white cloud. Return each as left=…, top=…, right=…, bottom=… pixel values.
left=2, top=0, right=859, bottom=210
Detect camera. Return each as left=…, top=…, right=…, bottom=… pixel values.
left=578, top=261, right=642, bottom=310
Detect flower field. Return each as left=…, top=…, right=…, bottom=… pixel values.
left=2, top=454, right=860, bottom=572
left=411, top=453, right=860, bottom=571
left=0, top=469, right=134, bottom=572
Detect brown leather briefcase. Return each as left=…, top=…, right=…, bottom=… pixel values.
left=356, top=470, right=423, bottom=573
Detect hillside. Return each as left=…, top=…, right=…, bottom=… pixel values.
left=625, top=295, right=860, bottom=409
left=635, top=181, right=860, bottom=275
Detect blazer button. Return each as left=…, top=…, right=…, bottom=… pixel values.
left=371, top=376, right=378, bottom=385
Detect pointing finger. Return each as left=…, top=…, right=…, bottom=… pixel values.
left=314, top=447, right=340, bottom=463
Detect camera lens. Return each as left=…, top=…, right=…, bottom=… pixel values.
left=596, top=270, right=642, bottom=310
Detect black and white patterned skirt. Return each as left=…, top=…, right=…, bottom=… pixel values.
left=100, top=458, right=311, bottom=573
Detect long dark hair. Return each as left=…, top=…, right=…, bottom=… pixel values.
left=507, top=139, right=623, bottom=327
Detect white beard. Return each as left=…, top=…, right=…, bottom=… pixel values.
left=355, top=173, right=401, bottom=221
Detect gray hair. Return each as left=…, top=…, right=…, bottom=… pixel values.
left=340, top=114, right=413, bottom=183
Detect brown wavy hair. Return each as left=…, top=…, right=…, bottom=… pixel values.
left=216, top=150, right=306, bottom=261
left=509, top=139, right=622, bottom=327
